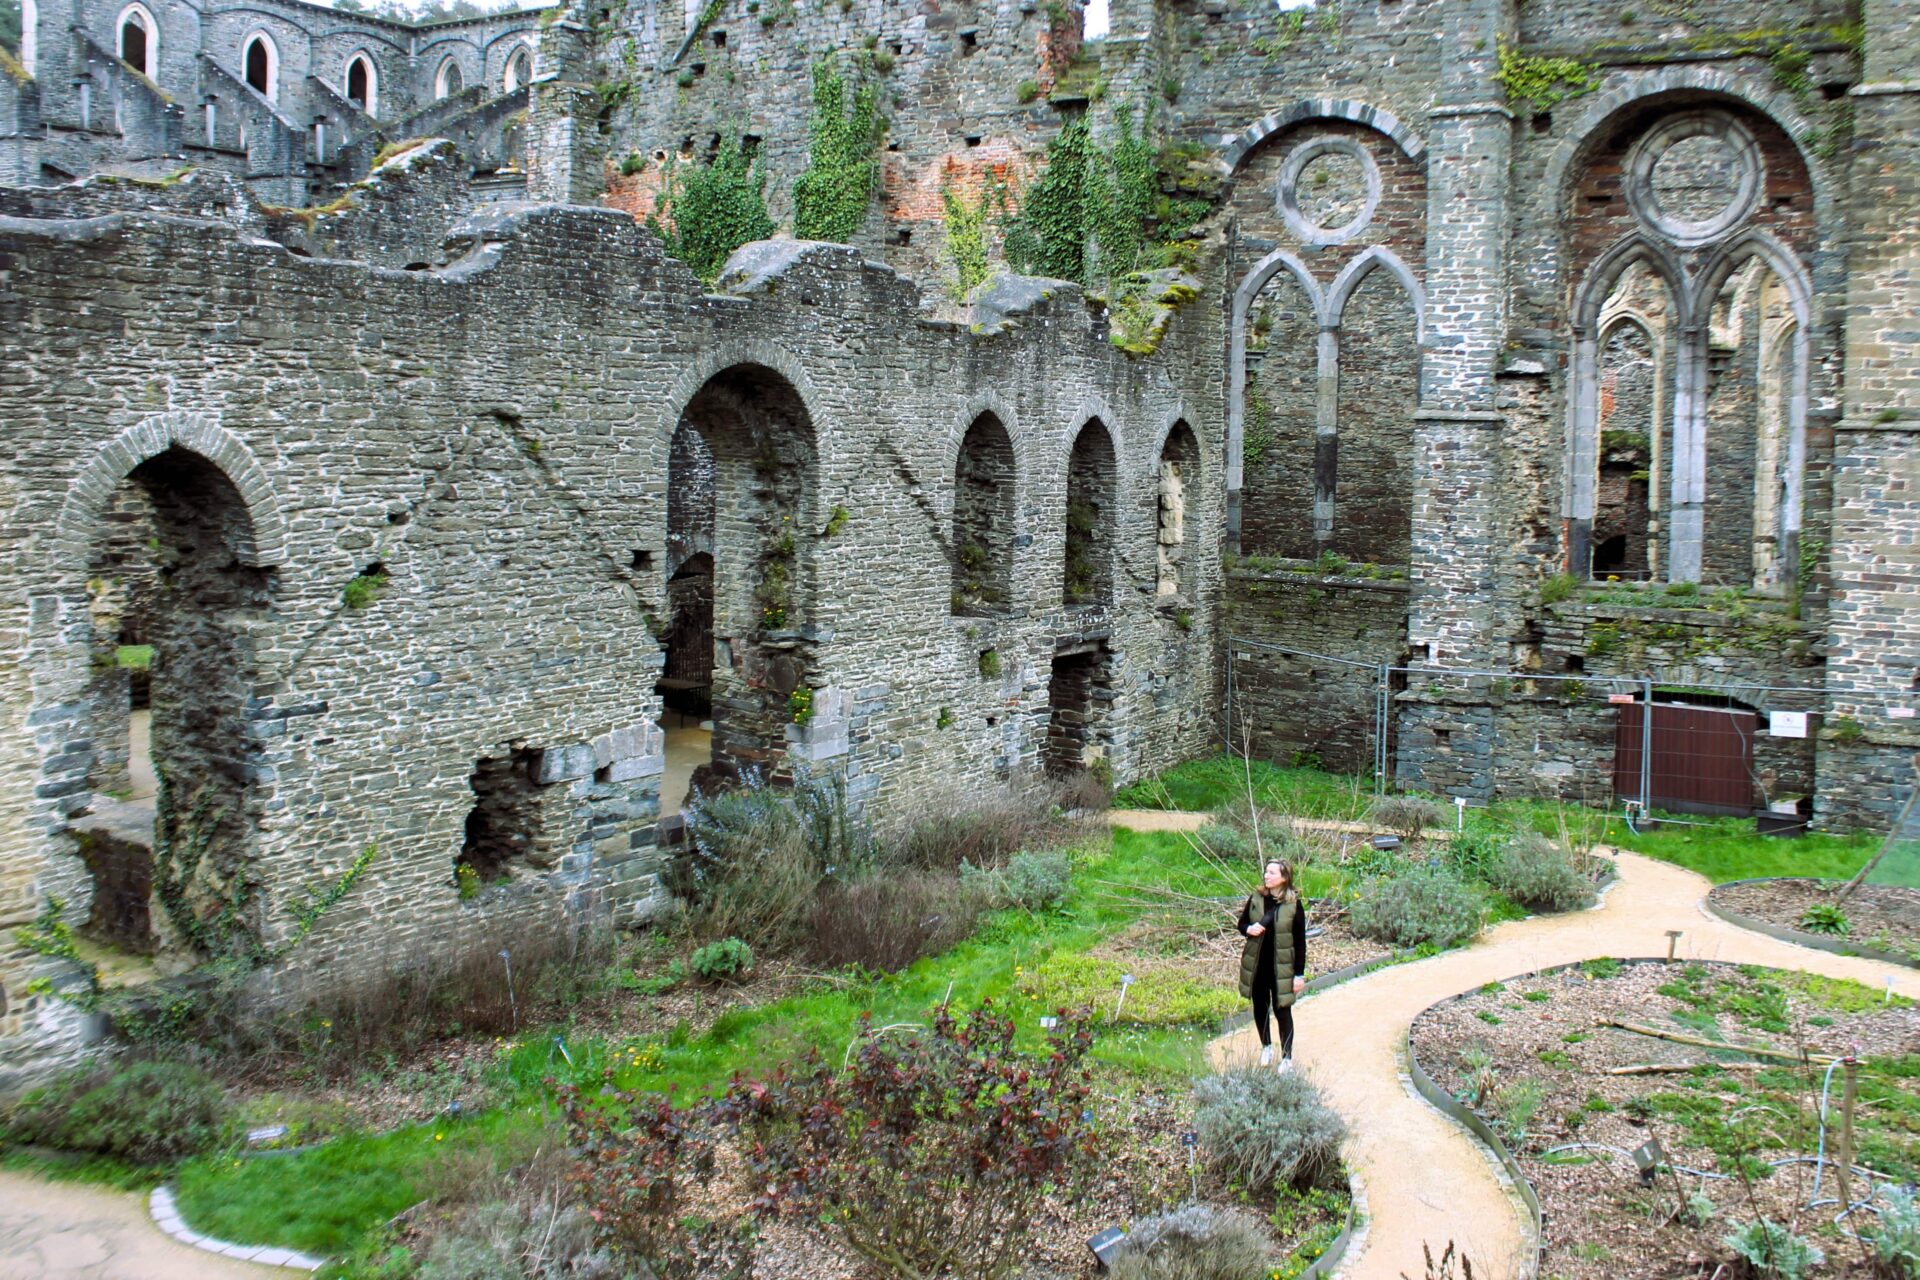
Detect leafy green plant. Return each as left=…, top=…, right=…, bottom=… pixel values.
left=1486, top=835, right=1596, bottom=913
left=1866, top=1184, right=1920, bottom=1278
left=940, top=173, right=1003, bottom=302
left=823, top=503, right=849, bottom=536
left=1493, top=41, right=1599, bottom=113
left=1539, top=573, right=1577, bottom=604
left=647, top=135, right=775, bottom=285
left=1349, top=864, right=1487, bottom=951
left=689, top=936, right=753, bottom=982
left=961, top=849, right=1071, bottom=913
left=342, top=567, right=390, bottom=609
left=1829, top=715, right=1865, bottom=744
left=454, top=860, right=481, bottom=901
left=1723, top=1218, right=1824, bottom=1280
left=788, top=685, right=815, bottom=726
left=978, top=648, right=1002, bottom=679
left=1797, top=901, right=1850, bottom=936
left=1493, top=1078, right=1546, bottom=1141
left=619, top=151, right=647, bottom=177
left=792, top=61, right=881, bottom=243
left=3, top=1060, right=227, bottom=1162
left=1016, top=78, right=1041, bottom=103
left=1192, top=1065, right=1347, bottom=1191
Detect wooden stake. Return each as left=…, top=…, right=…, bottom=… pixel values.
left=1607, top=1061, right=1772, bottom=1076
left=1597, top=1020, right=1837, bottom=1065
left=1835, top=1059, right=1859, bottom=1215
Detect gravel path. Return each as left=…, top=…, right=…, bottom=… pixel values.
left=0, top=1171, right=275, bottom=1279
left=1207, top=847, right=1920, bottom=1280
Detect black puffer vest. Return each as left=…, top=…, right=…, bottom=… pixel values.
left=1238, top=892, right=1298, bottom=1008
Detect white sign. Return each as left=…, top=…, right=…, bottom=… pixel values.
left=1891, top=707, right=1917, bottom=720
left=1767, top=711, right=1808, bottom=738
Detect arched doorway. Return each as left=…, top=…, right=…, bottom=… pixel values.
left=662, top=364, right=817, bottom=809
left=74, top=446, right=274, bottom=958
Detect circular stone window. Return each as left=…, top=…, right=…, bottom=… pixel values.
left=1277, top=137, right=1381, bottom=246
left=1626, top=112, right=1763, bottom=248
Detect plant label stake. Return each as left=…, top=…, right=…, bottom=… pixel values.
left=1665, top=930, right=1683, bottom=963
left=1454, top=795, right=1468, bottom=831
left=1183, top=1131, right=1198, bottom=1200
left=1113, top=973, right=1135, bottom=1023
left=500, top=948, right=518, bottom=1031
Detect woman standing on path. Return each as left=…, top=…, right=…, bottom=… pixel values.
left=1238, top=857, right=1307, bottom=1071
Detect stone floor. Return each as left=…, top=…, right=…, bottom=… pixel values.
left=660, top=722, right=711, bottom=816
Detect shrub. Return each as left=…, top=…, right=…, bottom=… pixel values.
left=1485, top=835, right=1595, bottom=914
left=1798, top=902, right=1850, bottom=936
left=689, top=937, right=753, bottom=982
left=1109, top=1203, right=1273, bottom=1280
left=1723, top=1218, right=1824, bottom=1280
left=1348, top=864, right=1486, bottom=950
left=558, top=1084, right=727, bottom=1279
left=718, top=1004, right=1099, bottom=1280
left=674, top=773, right=871, bottom=951
left=802, top=874, right=991, bottom=973
left=417, top=1199, right=621, bottom=1279
left=881, top=780, right=1058, bottom=872
left=1191, top=1065, right=1346, bottom=1192
left=4, top=1059, right=226, bottom=1162
left=1354, top=862, right=1487, bottom=948
left=960, top=849, right=1072, bottom=913
left=1370, top=796, right=1446, bottom=843
left=1441, top=829, right=1505, bottom=882
left=1867, top=1185, right=1920, bottom=1278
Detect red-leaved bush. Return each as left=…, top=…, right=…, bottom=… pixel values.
left=714, top=1002, right=1099, bottom=1280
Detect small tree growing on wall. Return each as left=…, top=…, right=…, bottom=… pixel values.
left=648, top=136, right=776, bottom=285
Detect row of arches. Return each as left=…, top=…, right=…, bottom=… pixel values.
left=111, top=3, right=532, bottom=116
left=952, top=413, right=1201, bottom=613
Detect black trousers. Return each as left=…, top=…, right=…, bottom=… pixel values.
left=1252, top=976, right=1296, bottom=1056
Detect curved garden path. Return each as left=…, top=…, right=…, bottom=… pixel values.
left=1126, top=815, right=1920, bottom=1280
left=0, top=1171, right=274, bottom=1278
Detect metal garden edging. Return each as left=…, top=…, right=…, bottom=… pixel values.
left=1404, top=1033, right=1545, bottom=1280
left=1704, top=878, right=1920, bottom=971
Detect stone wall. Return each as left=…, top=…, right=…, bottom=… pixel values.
left=0, top=200, right=1222, bottom=1089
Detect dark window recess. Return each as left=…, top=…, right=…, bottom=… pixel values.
left=892, top=227, right=911, bottom=246
left=959, top=29, right=977, bottom=53
left=458, top=750, right=543, bottom=883
left=1565, top=654, right=1586, bottom=673
left=964, top=134, right=982, bottom=147
left=711, top=28, right=726, bottom=45
left=632, top=549, right=655, bottom=571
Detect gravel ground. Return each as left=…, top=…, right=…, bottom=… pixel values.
left=1412, top=960, right=1920, bottom=1280
left=1713, top=879, right=1920, bottom=962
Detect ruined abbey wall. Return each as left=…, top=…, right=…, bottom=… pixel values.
left=0, top=200, right=1222, bottom=1088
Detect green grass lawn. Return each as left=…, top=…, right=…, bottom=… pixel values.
left=1123, top=754, right=1881, bottom=886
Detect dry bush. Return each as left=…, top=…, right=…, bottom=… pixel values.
left=1369, top=796, right=1447, bottom=843
left=802, top=874, right=994, bottom=973
left=214, top=918, right=617, bottom=1070
left=880, top=778, right=1063, bottom=872
left=1110, top=1204, right=1273, bottom=1280
left=1484, top=834, right=1596, bottom=914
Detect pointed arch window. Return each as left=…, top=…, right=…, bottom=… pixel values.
left=117, top=3, right=157, bottom=78
left=434, top=57, right=464, bottom=100
left=346, top=54, right=377, bottom=117
left=243, top=32, right=278, bottom=102
left=503, top=44, right=532, bottom=93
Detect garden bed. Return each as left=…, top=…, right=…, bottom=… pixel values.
left=1411, top=959, right=1920, bottom=1280
left=1710, top=878, right=1920, bottom=967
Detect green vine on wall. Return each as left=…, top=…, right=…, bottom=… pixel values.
left=792, top=60, right=882, bottom=244
left=1493, top=41, right=1600, bottom=114
left=940, top=172, right=1006, bottom=302
left=647, top=135, right=776, bottom=284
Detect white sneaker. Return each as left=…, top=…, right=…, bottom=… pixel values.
left=1276, top=1057, right=1294, bottom=1075
left=1258, top=1045, right=1274, bottom=1067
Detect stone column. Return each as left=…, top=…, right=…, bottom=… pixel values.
left=1816, top=0, right=1920, bottom=830
left=1396, top=0, right=1515, bottom=796
left=523, top=20, right=603, bottom=205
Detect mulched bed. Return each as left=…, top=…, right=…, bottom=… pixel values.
left=1712, top=878, right=1920, bottom=964
left=1412, top=960, right=1920, bottom=1280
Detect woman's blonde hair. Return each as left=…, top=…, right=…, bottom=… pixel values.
left=1262, top=857, right=1297, bottom=902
